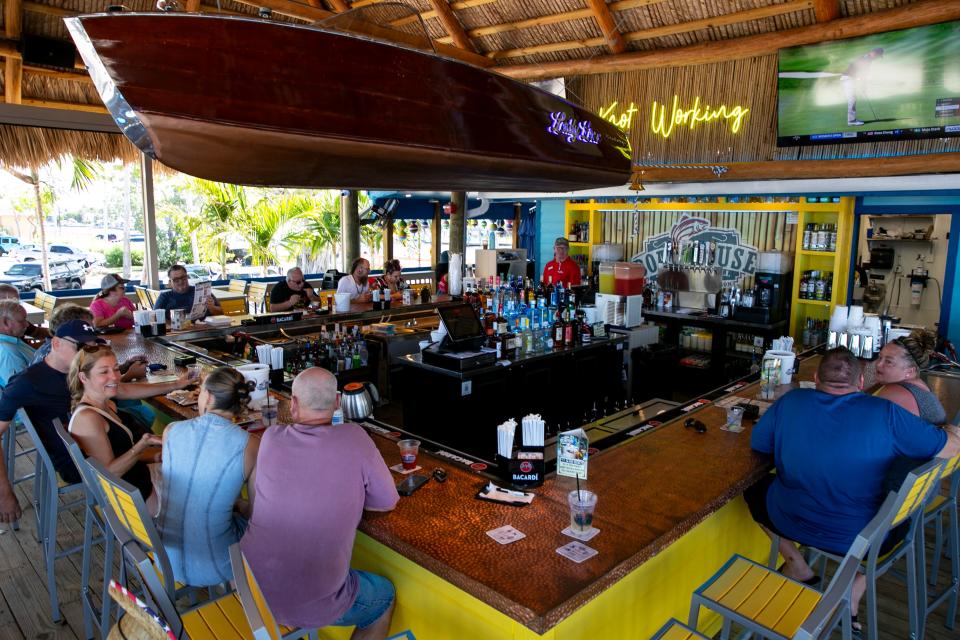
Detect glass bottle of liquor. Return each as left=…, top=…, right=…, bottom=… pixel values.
left=553, top=314, right=565, bottom=348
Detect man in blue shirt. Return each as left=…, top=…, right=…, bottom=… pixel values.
left=0, top=300, right=33, bottom=389
left=746, top=348, right=959, bottom=620
left=155, top=264, right=222, bottom=320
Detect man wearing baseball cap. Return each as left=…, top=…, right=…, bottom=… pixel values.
left=542, top=237, right=582, bottom=287
left=0, top=320, right=192, bottom=523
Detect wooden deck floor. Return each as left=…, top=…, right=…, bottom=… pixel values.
left=0, top=434, right=956, bottom=640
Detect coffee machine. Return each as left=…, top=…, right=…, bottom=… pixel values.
left=754, top=271, right=792, bottom=322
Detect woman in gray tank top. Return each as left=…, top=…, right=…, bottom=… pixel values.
left=875, top=329, right=947, bottom=424
left=157, top=367, right=259, bottom=587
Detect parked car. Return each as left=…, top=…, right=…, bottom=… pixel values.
left=0, top=236, right=20, bottom=256
left=225, top=255, right=282, bottom=278
left=128, top=234, right=145, bottom=244
left=0, top=260, right=85, bottom=292
left=15, top=243, right=104, bottom=268
left=160, top=264, right=223, bottom=286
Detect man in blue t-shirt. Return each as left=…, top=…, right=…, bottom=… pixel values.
left=746, top=348, right=959, bottom=621
left=154, top=264, right=222, bottom=320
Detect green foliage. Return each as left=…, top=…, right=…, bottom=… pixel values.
left=106, top=245, right=144, bottom=267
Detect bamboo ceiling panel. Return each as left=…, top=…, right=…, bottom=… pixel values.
left=600, top=208, right=796, bottom=282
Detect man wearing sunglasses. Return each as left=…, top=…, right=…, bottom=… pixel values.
left=0, top=320, right=193, bottom=524
left=155, top=265, right=222, bottom=320
left=270, top=267, right=320, bottom=312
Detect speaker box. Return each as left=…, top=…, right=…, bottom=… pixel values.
left=21, top=36, right=78, bottom=69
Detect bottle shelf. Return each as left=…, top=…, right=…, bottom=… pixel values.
left=568, top=242, right=590, bottom=247
left=798, top=250, right=837, bottom=257
left=796, top=299, right=832, bottom=307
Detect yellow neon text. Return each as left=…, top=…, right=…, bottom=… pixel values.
left=598, top=101, right=639, bottom=131
left=649, top=95, right=750, bottom=139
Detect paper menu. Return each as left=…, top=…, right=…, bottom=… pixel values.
left=190, top=282, right=212, bottom=320
left=556, top=428, right=589, bottom=480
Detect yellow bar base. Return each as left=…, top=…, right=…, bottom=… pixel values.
left=321, top=496, right=770, bottom=639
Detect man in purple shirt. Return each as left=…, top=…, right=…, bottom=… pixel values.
left=241, top=367, right=399, bottom=639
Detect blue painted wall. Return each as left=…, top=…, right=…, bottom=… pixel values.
left=536, top=200, right=566, bottom=279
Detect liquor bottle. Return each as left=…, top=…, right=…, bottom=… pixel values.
left=546, top=276, right=555, bottom=307
left=564, top=307, right=576, bottom=346
left=580, top=314, right=592, bottom=344
left=496, top=303, right=507, bottom=338
left=553, top=315, right=565, bottom=348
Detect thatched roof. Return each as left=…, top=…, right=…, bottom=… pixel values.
left=0, top=0, right=944, bottom=169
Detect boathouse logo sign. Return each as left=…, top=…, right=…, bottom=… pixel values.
left=631, top=215, right=759, bottom=282
left=546, top=112, right=602, bottom=145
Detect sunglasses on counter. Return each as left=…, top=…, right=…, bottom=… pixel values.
left=684, top=418, right=707, bottom=434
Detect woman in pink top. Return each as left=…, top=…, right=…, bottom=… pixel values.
left=90, top=274, right=135, bottom=330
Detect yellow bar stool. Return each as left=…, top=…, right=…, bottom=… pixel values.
left=230, top=544, right=320, bottom=640
left=923, top=452, right=960, bottom=630
left=650, top=618, right=709, bottom=639
left=54, top=418, right=116, bottom=640
left=18, top=410, right=87, bottom=623
left=690, top=458, right=945, bottom=640
left=796, top=457, right=946, bottom=640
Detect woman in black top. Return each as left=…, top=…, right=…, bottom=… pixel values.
left=67, top=345, right=161, bottom=513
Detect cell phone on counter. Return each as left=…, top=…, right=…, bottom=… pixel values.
left=397, top=474, right=429, bottom=497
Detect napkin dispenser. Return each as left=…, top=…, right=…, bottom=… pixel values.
left=496, top=446, right=544, bottom=488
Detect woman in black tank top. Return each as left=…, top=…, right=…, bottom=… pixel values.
left=67, top=345, right=161, bottom=511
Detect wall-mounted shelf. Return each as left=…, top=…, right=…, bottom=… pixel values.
left=866, top=237, right=935, bottom=243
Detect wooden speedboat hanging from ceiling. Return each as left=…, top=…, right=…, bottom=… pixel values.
left=64, top=11, right=632, bottom=192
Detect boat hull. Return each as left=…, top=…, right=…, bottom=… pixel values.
left=66, top=14, right=632, bottom=191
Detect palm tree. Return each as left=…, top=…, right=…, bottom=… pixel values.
left=187, top=180, right=246, bottom=276
left=2, top=158, right=101, bottom=290
left=232, top=193, right=317, bottom=275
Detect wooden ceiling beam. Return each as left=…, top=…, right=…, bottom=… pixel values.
left=389, top=0, right=497, bottom=29
left=812, top=0, right=839, bottom=22
left=501, top=0, right=960, bottom=79
left=328, top=0, right=351, bottom=11
left=0, top=95, right=107, bottom=113
left=587, top=0, right=627, bottom=54
left=622, top=0, right=812, bottom=42
left=637, top=154, right=960, bottom=183
left=5, top=0, right=23, bottom=105
left=231, top=0, right=493, bottom=66
left=490, top=0, right=811, bottom=60
left=586, top=0, right=627, bottom=54
left=425, top=0, right=475, bottom=52
left=489, top=37, right=608, bottom=60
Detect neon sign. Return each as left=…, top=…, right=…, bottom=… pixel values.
left=547, top=112, right=602, bottom=145
left=598, top=96, right=750, bottom=138
left=650, top=96, right=749, bottom=139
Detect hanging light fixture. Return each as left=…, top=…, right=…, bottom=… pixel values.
left=408, top=220, right=420, bottom=234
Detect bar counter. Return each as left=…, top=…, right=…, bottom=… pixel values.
left=105, top=327, right=820, bottom=638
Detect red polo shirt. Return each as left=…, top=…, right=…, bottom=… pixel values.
left=542, top=257, right=582, bottom=287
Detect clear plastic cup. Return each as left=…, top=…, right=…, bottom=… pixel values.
left=398, top=439, right=421, bottom=470
left=568, top=490, right=598, bottom=534
left=186, top=364, right=202, bottom=381
left=261, top=402, right=278, bottom=427
left=725, top=405, right=745, bottom=432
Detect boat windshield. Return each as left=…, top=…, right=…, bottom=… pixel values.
left=314, top=2, right=436, bottom=55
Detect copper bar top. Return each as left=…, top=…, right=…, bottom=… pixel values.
left=110, top=329, right=820, bottom=634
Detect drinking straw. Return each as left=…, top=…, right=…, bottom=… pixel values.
left=576, top=474, right=582, bottom=501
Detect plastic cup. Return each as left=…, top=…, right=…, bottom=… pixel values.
left=261, top=402, right=278, bottom=427
left=568, top=490, right=598, bottom=534
left=186, top=364, right=202, bottom=381
left=398, top=439, right=421, bottom=470
left=725, top=405, right=745, bottom=432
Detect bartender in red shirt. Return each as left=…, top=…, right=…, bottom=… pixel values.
left=542, top=237, right=582, bottom=287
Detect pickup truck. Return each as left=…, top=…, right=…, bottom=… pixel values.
left=0, top=260, right=86, bottom=292
left=14, top=243, right=104, bottom=268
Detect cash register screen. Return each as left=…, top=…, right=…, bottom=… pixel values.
left=437, top=304, right=485, bottom=343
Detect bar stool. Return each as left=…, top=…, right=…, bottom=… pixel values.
left=18, top=410, right=87, bottom=623
left=650, top=618, right=709, bottom=639
left=2, top=415, right=36, bottom=531
left=230, top=544, right=319, bottom=640
left=692, top=458, right=945, bottom=640
left=923, top=452, right=960, bottom=630
left=54, top=419, right=115, bottom=640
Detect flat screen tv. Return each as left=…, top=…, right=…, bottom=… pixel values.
left=777, top=20, right=960, bottom=146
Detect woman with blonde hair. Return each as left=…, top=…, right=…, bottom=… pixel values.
left=158, top=366, right=259, bottom=587
left=68, top=345, right=161, bottom=512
